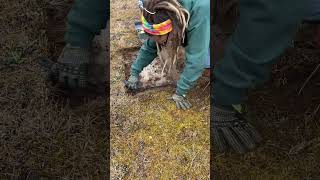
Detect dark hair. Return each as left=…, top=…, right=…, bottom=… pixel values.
left=143, top=0, right=189, bottom=48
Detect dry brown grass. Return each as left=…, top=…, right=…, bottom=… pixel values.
left=0, top=0, right=108, bottom=178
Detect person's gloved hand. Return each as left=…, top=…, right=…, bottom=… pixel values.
left=124, top=74, right=139, bottom=90
left=211, top=104, right=262, bottom=154
left=168, top=93, right=192, bottom=110
left=55, top=44, right=91, bottom=89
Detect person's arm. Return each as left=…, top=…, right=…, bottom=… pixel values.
left=130, top=39, right=158, bottom=77
left=65, top=0, right=109, bottom=48
left=213, top=0, right=306, bottom=106
left=176, top=2, right=210, bottom=96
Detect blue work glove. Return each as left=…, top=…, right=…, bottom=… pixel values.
left=124, top=74, right=139, bottom=90
left=211, top=104, right=263, bottom=154
left=55, top=44, right=90, bottom=89
left=168, top=92, right=192, bottom=110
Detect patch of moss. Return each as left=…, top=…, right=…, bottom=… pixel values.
left=111, top=91, right=209, bottom=178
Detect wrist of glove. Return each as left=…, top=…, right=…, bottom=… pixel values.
left=169, top=92, right=192, bottom=110
left=54, top=44, right=91, bottom=89
left=211, top=104, right=262, bottom=154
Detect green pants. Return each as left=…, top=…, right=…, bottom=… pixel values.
left=65, top=0, right=109, bottom=48
left=213, top=0, right=307, bottom=106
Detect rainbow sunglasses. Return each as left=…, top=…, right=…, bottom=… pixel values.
left=141, top=15, right=173, bottom=36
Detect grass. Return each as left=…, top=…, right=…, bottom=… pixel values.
left=0, top=0, right=108, bottom=178
left=110, top=0, right=210, bottom=179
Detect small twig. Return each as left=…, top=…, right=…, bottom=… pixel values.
left=202, top=81, right=210, bottom=92
left=298, top=63, right=320, bottom=95
left=313, top=104, right=320, bottom=115
left=307, top=104, right=320, bottom=124
left=0, top=96, right=15, bottom=101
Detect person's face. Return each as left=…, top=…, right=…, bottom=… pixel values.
left=149, top=33, right=170, bottom=46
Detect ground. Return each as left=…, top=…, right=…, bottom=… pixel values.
left=110, top=0, right=210, bottom=179
left=0, top=0, right=319, bottom=179
left=0, top=0, right=108, bottom=179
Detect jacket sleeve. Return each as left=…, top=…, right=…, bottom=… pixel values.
left=130, top=39, right=158, bottom=77
left=65, top=0, right=109, bottom=47
left=176, top=2, right=210, bottom=96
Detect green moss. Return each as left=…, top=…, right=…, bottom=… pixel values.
left=111, top=90, right=210, bottom=178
